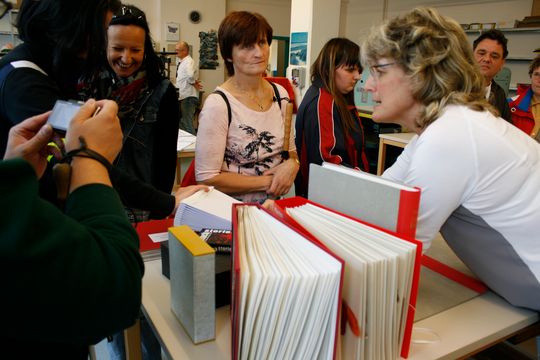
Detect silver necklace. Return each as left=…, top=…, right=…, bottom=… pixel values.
left=233, top=80, right=265, bottom=111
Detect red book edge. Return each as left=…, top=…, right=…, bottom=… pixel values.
left=231, top=204, right=241, bottom=360
left=274, top=196, right=423, bottom=359
left=396, top=186, right=421, bottom=241
left=230, top=203, right=345, bottom=360
left=421, top=255, right=488, bottom=294
left=134, top=218, right=174, bottom=252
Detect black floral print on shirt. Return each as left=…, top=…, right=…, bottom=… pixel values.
left=224, top=124, right=276, bottom=175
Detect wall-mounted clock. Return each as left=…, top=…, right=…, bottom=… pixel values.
left=189, top=10, right=201, bottom=24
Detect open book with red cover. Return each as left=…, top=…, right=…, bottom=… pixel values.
left=274, top=197, right=423, bottom=359
left=309, top=163, right=487, bottom=303
left=231, top=203, right=345, bottom=360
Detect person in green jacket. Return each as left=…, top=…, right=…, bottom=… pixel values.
left=0, top=99, right=144, bottom=358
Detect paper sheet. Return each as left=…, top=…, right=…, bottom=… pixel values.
left=177, top=129, right=196, bottom=152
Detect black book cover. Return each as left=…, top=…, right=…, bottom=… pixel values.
left=199, top=228, right=232, bottom=254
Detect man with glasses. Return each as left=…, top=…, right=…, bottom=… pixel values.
left=472, top=29, right=512, bottom=122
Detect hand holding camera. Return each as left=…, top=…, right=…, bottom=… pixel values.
left=64, top=99, right=122, bottom=164
left=4, top=99, right=122, bottom=184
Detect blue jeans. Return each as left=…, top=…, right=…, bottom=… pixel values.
left=179, top=96, right=199, bottom=135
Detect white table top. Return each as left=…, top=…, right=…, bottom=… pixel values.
left=379, top=132, right=416, bottom=144
left=142, top=255, right=538, bottom=360
left=356, top=105, right=373, bottom=115
left=141, top=260, right=230, bottom=359
left=409, top=291, right=537, bottom=359
left=177, top=129, right=196, bottom=153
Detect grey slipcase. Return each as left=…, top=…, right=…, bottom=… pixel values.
left=169, top=226, right=215, bottom=344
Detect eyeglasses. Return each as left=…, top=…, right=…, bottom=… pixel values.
left=369, top=62, right=396, bottom=80
left=112, top=5, right=146, bottom=22
left=0, top=0, right=13, bottom=20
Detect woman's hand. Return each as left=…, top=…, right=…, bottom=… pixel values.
left=173, top=185, right=211, bottom=212
left=261, top=199, right=277, bottom=212
left=263, top=157, right=299, bottom=197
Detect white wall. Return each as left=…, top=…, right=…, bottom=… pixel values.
left=342, top=0, right=533, bottom=42
left=128, top=0, right=161, bottom=41
left=227, top=0, right=291, bottom=36
left=133, top=0, right=291, bottom=98
left=133, top=0, right=227, bottom=99
left=340, top=0, right=536, bottom=92
left=400, top=0, right=532, bottom=28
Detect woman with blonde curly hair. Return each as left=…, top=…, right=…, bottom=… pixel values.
left=363, top=7, right=540, bottom=311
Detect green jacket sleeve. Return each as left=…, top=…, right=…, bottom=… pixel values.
left=0, top=159, right=144, bottom=345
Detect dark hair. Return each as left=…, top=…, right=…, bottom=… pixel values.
left=473, top=29, right=508, bottom=59
left=17, top=0, right=121, bottom=76
left=311, top=38, right=362, bottom=136
left=218, top=11, right=273, bottom=76
left=529, top=56, right=540, bottom=77
left=108, top=4, right=164, bottom=86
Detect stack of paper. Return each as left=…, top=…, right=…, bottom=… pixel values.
left=284, top=202, right=418, bottom=360
left=174, top=188, right=240, bottom=232
left=232, top=204, right=343, bottom=360
left=177, top=129, right=196, bottom=152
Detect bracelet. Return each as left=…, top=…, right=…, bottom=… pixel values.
left=280, top=151, right=300, bottom=165
left=63, top=136, right=113, bottom=172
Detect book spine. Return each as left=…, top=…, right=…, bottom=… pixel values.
left=396, top=188, right=421, bottom=240
left=214, top=246, right=231, bottom=254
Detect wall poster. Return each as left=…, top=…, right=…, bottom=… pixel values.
left=290, top=32, right=308, bottom=66
left=166, top=22, right=179, bottom=42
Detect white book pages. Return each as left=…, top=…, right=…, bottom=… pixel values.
left=236, top=211, right=250, bottom=357
left=235, top=206, right=342, bottom=360
left=174, top=188, right=240, bottom=231
left=286, top=203, right=417, bottom=360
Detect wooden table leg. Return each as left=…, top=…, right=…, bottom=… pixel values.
left=175, top=158, right=182, bottom=186
left=175, top=151, right=195, bottom=187
left=377, top=139, right=387, bottom=176
left=124, top=318, right=142, bottom=360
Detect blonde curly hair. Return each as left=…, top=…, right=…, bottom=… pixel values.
left=361, top=7, right=494, bottom=129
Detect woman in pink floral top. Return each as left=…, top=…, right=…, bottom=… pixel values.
left=195, top=11, right=299, bottom=203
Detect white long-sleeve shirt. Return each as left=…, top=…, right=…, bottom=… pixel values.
left=383, top=104, right=540, bottom=311
left=175, top=55, right=198, bottom=100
